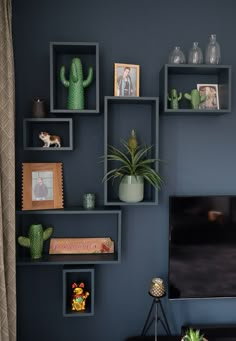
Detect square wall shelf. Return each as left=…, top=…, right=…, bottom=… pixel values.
left=50, top=42, right=99, bottom=114
left=159, top=64, right=232, bottom=115
left=23, top=118, right=73, bottom=150
left=104, top=96, right=159, bottom=206
left=63, top=267, right=94, bottom=317
left=16, top=208, right=122, bottom=265
left=62, top=268, right=94, bottom=317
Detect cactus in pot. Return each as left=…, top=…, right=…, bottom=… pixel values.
left=60, top=57, right=93, bottom=110
left=18, top=224, right=53, bottom=259
left=184, top=89, right=206, bottom=109
left=168, top=88, right=182, bottom=109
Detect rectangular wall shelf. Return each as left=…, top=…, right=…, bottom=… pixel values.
left=104, top=96, right=159, bottom=206
left=159, top=64, right=232, bottom=115
left=50, top=42, right=99, bottom=114
left=63, top=267, right=95, bottom=317
left=23, top=118, right=73, bottom=150
left=16, top=207, right=121, bottom=265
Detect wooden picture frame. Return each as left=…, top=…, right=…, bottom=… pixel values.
left=197, top=83, right=220, bottom=110
left=114, top=63, right=140, bottom=97
left=22, top=162, right=64, bottom=210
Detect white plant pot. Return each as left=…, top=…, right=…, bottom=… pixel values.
left=118, top=175, right=144, bottom=203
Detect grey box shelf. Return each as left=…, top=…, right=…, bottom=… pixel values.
left=104, top=96, right=159, bottom=206
left=50, top=42, right=99, bottom=114
left=159, top=64, right=232, bottom=115
left=16, top=207, right=121, bottom=265
left=63, top=267, right=94, bottom=317
left=23, top=118, right=73, bottom=150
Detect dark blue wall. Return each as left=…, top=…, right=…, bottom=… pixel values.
left=13, top=0, right=236, bottom=340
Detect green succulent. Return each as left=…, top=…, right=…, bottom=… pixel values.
left=183, top=328, right=205, bottom=341
left=103, top=129, right=163, bottom=190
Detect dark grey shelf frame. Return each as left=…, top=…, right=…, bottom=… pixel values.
left=50, top=42, right=99, bottom=114
left=63, top=267, right=95, bottom=317
left=23, top=118, right=73, bottom=150
left=16, top=207, right=122, bottom=265
left=104, top=96, right=159, bottom=206
left=159, top=64, right=232, bottom=115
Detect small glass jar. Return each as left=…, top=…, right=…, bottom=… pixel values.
left=83, top=193, right=95, bottom=209
left=188, top=42, right=203, bottom=64
left=168, top=46, right=186, bottom=64
left=205, top=34, right=221, bottom=64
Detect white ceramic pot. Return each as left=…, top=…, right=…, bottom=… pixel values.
left=118, top=175, right=144, bottom=203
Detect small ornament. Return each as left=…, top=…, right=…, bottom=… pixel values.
left=18, top=224, right=53, bottom=259
left=188, top=42, right=203, bottom=64
left=83, top=193, right=96, bottom=209
left=32, top=98, right=46, bottom=118
left=60, top=57, right=93, bottom=110
left=168, top=46, right=186, bottom=64
left=205, top=34, right=221, bottom=65
left=39, top=132, right=61, bottom=148
left=149, top=278, right=165, bottom=297
left=184, top=89, right=206, bottom=109
left=71, top=282, right=90, bottom=311
left=168, top=89, right=182, bottom=109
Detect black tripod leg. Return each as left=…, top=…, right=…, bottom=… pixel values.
left=141, top=299, right=155, bottom=336
left=158, top=299, right=171, bottom=335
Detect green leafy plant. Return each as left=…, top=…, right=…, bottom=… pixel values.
left=183, top=328, right=205, bottom=341
left=103, top=129, right=163, bottom=190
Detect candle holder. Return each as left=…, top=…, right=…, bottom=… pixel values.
left=141, top=278, right=171, bottom=340
left=32, top=97, right=46, bottom=118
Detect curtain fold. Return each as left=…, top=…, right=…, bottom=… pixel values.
left=0, top=0, right=16, bottom=340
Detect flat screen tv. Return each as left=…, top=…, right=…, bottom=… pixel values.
left=169, top=195, right=236, bottom=300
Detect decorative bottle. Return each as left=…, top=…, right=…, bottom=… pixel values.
left=205, top=34, right=221, bottom=64
left=168, top=46, right=186, bottom=64
left=188, top=42, right=203, bottom=64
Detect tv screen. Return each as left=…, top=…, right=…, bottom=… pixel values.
left=169, top=195, right=236, bottom=299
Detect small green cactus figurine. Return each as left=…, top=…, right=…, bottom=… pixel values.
left=60, top=57, right=93, bottom=110
left=168, top=89, right=182, bottom=109
left=184, top=89, right=206, bottom=109
left=18, top=224, right=53, bottom=259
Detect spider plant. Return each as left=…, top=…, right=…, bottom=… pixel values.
left=183, top=328, right=205, bottom=341
left=103, top=130, right=163, bottom=190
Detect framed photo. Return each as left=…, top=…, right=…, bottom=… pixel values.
left=114, top=63, right=140, bottom=97
left=22, top=162, right=64, bottom=210
left=197, top=84, right=219, bottom=110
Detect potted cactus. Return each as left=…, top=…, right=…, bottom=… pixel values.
left=182, top=328, right=208, bottom=341
left=103, top=130, right=163, bottom=203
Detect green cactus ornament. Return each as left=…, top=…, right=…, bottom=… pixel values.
left=184, top=89, right=206, bottom=109
left=60, top=57, right=93, bottom=110
left=168, top=89, right=182, bottom=109
left=18, top=224, right=53, bottom=259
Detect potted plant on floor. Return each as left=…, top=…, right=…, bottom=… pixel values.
left=182, top=328, right=208, bottom=341
left=103, top=129, right=163, bottom=203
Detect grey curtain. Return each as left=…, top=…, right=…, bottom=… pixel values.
left=0, top=0, right=16, bottom=340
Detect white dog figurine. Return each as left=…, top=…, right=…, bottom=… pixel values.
left=39, top=132, right=61, bottom=148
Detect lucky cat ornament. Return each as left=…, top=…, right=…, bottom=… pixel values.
left=39, top=132, right=61, bottom=147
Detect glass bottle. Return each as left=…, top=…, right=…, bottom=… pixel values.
left=205, top=34, right=221, bottom=64
left=168, top=46, right=186, bottom=64
left=188, top=42, right=203, bottom=64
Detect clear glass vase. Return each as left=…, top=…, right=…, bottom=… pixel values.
left=188, top=42, right=203, bottom=64
left=205, top=34, right=221, bottom=64
left=168, top=46, right=186, bottom=64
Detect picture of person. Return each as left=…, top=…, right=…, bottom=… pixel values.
left=117, top=67, right=133, bottom=96
left=114, top=63, right=140, bottom=97
left=33, top=177, right=48, bottom=200
left=32, top=171, right=54, bottom=201
left=197, top=84, right=219, bottom=110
